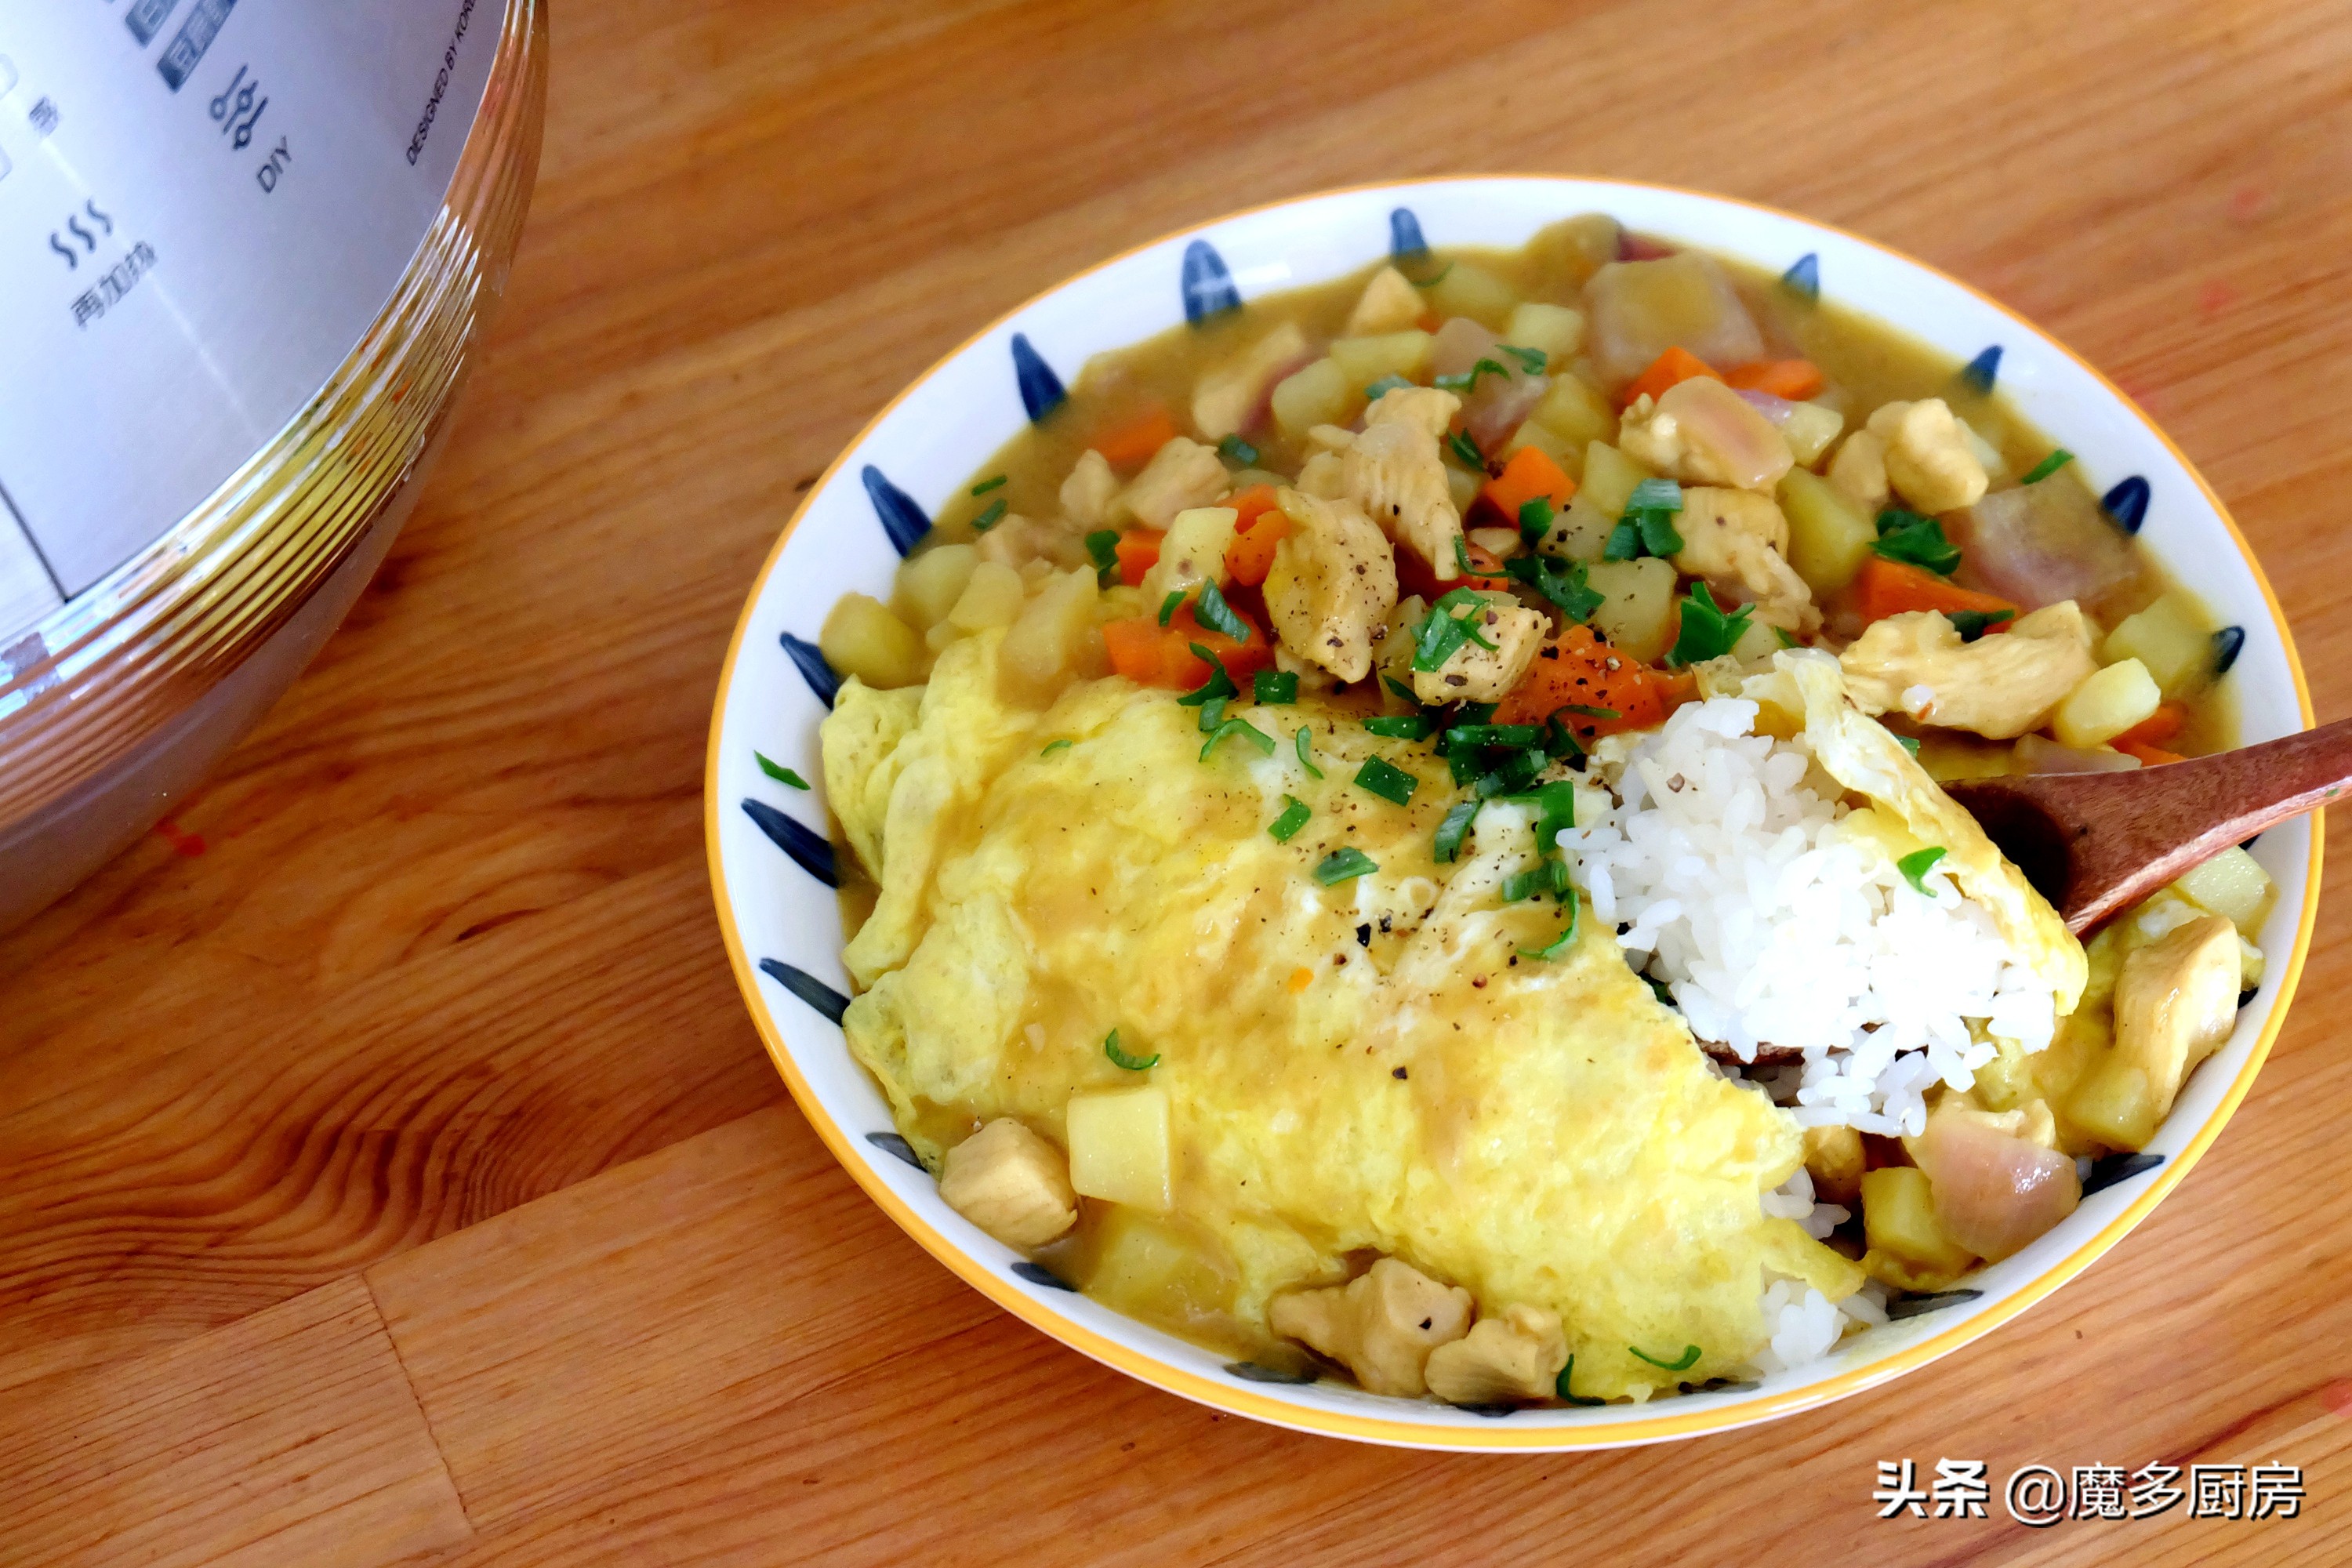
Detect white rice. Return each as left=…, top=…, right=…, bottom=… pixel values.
left=1559, top=695, right=2058, bottom=1139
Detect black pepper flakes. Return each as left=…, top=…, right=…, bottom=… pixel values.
left=1356, top=923, right=1372, bottom=946
left=1392, top=1067, right=1408, bottom=1080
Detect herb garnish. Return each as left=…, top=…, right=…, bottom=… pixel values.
left=1363, top=713, right=1436, bottom=740
left=1159, top=590, right=1185, bottom=626
left=1314, top=848, right=1379, bottom=885
left=1193, top=580, right=1251, bottom=643
left=1502, top=858, right=1570, bottom=903
left=1498, top=343, right=1547, bottom=375
left=1445, top=724, right=1542, bottom=750
left=1629, top=1343, right=1701, bottom=1373
left=1665, top=583, right=1755, bottom=667
left=1353, top=756, right=1418, bottom=807
left=972, top=499, right=1007, bottom=533
left=1268, top=795, right=1312, bottom=843
left=1895, top=735, right=1922, bottom=757
left=1556, top=1355, right=1605, bottom=1406
left=1948, top=608, right=2014, bottom=642
left=1084, top=528, right=1121, bottom=585
left=1295, top=726, right=1323, bottom=779
left=1254, top=669, right=1298, bottom=705
left=1773, top=626, right=1798, bottom=649
left=1196, top=694, right=1229, bottom=733
left=1200, top=716, right=1276, bottom=762
left=1176, top=646, right=1238, bottom=707
left=1364, top=373, right=1413, bottom=400
left=2021, top=448, right=2074, bottom=485
left=1444, top=429, right=1486, bottom=471
left=1872, top=509, right=1961, bottom=576
left=1435, top=357, right=1512, bottom=394
left=1433, top=799, right=1480, bottom=862
left=1603, top=477, right=1685, bottom=560
left=1040, top=739, right=1073, bottom=757
left=1381, top=675, right=1421, bottom=706
left=1897, top=846, right=1948, bottom=894
left=755, top=753, right=811, bottom=789
left=971, top=474, right=1007, bottom=496
left=1410, top=589, right=1501, bottom=673
left=1518, top=886, right=1580, bottom=961
left=1518, top=495, right=1555, bottom=550
left=1506, top=553, right=1604, bottom=620
left=1217, top=434, right=1259, bottom=467
left=1103, top=1029, right=1160, bottom=1072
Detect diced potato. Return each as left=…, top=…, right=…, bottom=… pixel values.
left=1270, top=357, right=1359, bottom=437
left=821, top=593, right=927, bottom=689
left=2102, top=592, right=2215, bottom=698
left=1777, top=467, right=1877, bottom=597
left=999, top=566, right=1103, bottom=705
left=2067, top=1058, right=2160, bottom=1152
left=1533, top=493, right=1614, bottom=562
left=2053, top=657, right=2161, bottom=749
left=1424, top=260, right=1519, bottom=329
left=1730, top=616, right=1785, bottom=661
left=895, top=543, right=980, bottom=630
left=1138, top=506, right=1239, bottom=601
left=2173, top=846, right=2276, bottom=936
left=1503, top=302, right=1585, bottom=364
left=947, top=560, right=1027, bottom=632
left=1780, top=401, right=1846, bottom=466
left=1587, top=557, right=1676, bottom=663
left=1580, top=441, right=1656, bottom=520
left=1192, top=321, right=1308, bottom=441
left=1503, top=420, right=1576, bottom=472
left=1345, top=266, right=1424, bottom=336
left=1328, top=330, right=1434, bottom=390
left=1529, top=374, right=1616, bottom=451
left=1065, top=1082, right=1171, bottom=1212
left=1583, top=254, right=1766, bottom=390
left=1526, top=212, right=1621, bottom=289
left=1081, top=1207, right=1239, bottom=1329
left=1861, top=1166, right=1976, bottom=1276
left=1444, top=463, right=1481, bottom=512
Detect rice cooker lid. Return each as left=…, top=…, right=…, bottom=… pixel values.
left=0, top=0, right=498, bottom=648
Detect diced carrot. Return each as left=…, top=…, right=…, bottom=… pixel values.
left=2114, top=702, right=2187, bottom=749
left=1617, top=345, right=1722, bottom=408
left=1396, top=537, right=1510, bottom=601
left=2114, top=739, right=2187, bottom=767
left=1480, top=445, right=1577, bottom=521
left=1723, top=359, right=1827, bottom=401
left=1230, top=484, right=1281, bottom=531
left=1102, top=603, right=1273, bottom=689
left=1225, top=514, right=1292, bottom=587
left=1494, top=623, right=1664, bottom=738
left=1091, top=407, right=1179, bottom=470
left=1115, top=530, right=1161, bottom=588
left=1655, top=667, right=1700, bottom=713
left=1287, top=966, right=1314, bottom=995
left=1853, top=557, right=2019, bottom=626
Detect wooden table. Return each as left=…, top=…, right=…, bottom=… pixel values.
left=6, top=2, right=2351, bottom=1562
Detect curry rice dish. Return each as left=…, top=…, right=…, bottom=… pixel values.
left=808, top=213, right=2269, bottom=1408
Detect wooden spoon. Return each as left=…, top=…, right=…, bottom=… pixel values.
left=1941, top=718, right=2352, bottom=935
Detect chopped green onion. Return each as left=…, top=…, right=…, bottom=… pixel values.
left=1435, top=357, right=1511, bottom=394
left=1665, top=582, right=1755, bottom=668
left=1363, top=713, right=1436, bottom=740
left=1773, top=626, right=1798, bottom=649
left=1896, top=734, right=1922, bottom=757
left=1897, top=845, right=1948, bottom=894
left=1406, top=260, right=1455, bottom=287
left=1499, top=343, right=1547, bottom=375
left=1554, top=703, right=1619, bottom=721
left=1353, top=756, right=1418, bottom=806
left=1948, top=608, right=2014, bottom=642
left=1217, top=434, right=1259, bottom=467
left=1453, top=534, right=1479, bottom=576
left=2021, top=448, right=2075, bottom=485
left=1472, top=748, right=1546, bottom=799
left=1200, top=716, right=1276, bottom=762
left=1445, top=429, right=1485, bottom=471
left=971, top=474, right=1008, bottom=496
left=1433, top=800, right=1480, bottom=863
left=1525, top=778, right=1578, bottom=852
left=1629, top=1343, right=1701, bottom=1373
left=1501, top=858, right=1570, bottom=902
left=1103, top=1029, right=1160, bottom=1072
left=1382, top=675, right=1421, bottom=706
left=973, top=499, right=1008, bottom=533
left=1197, top=694, right=1229, bottom=732
left=1607, top=477, right=1686, bottom=560
left=755, top=753, right=811, bottom=789
left=1645, top=974, right=1675, bottom=1007
left=1254, top=669, right=1298, bottom=705
left=1454, top=701, right=1498, bottom=724
left=1269, top=795, right=1312, bottom=843
left=1602, top=519, right=1641, bottom=561
left=1518, top=887, right=1580, bottom=960
left=1625, top=477, right=1682, bottom=513
left=1295, top=726, right=1323, bottom=779
left=1040, top=739, right=1073, bottom=757
left=1872, top=510, right=1961, bottom=576
left=1193, top=580, right=1251, bottom=643
left=1444, top=724, right=1542, bottom=749
left=1314, top=848, right=1379, bottom=885
left=1505, top=554, right=1604, bottom=620
left=1176, top=646, right=1238, bottom=706
left=1365, top=373, right=1414, bottom=400
left=1518, top=495, right=1555, bottom=550
left=1084, top=528, right=1122, bottom=585
left=1556, top=1355, right=1605, bottom=1406
left=1159, top=590, right=1185, bottom=626
left=1410, top=593, right=1498, bottom=673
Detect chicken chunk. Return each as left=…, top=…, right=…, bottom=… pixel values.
left=1671, top=487, right=1820, bottom=634
left=936, top=1118, right=1079, bottom=1250
left=2114, top=914, right=2241, bottom=1123
left=1802, top=1123, right=1864, bottom=1207
left=1192, top=321, right=1308, bottom=441
left=1138, top=506, right=1239, bottom=602
left=1345, top=265, right=1425, bottom=336
left=1059, top=449, right=1120, bottom=529
left=1617, top=377, right=1794, bottom=492
left=1424, top=1304, right=1569, bottom=1406
left=1264, top=488, right=1399, bottom=682
left=1410, top=594, right=1547, bottom=703
left=975, top=512, right=1087, bottom=572
left=1269, top=1258, right=1474, bottom=1398
left=1838, top=601, right=2100, bottom=739
left=1827, top=429, right=1891, bottom=512
left=1118, top=437, right=1229, bottom=530
left=1342, top=387, right=1465, bottom=579
left=1866, top=398, right=1987, bottom=514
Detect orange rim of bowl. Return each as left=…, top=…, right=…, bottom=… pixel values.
left=703, top=175, right=2321, bottom=1449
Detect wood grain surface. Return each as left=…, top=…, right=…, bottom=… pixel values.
left=5, top=2, right=2352, bottom=1563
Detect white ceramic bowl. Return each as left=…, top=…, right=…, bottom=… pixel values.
left=706, top=177, right=2318, bottom=1450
